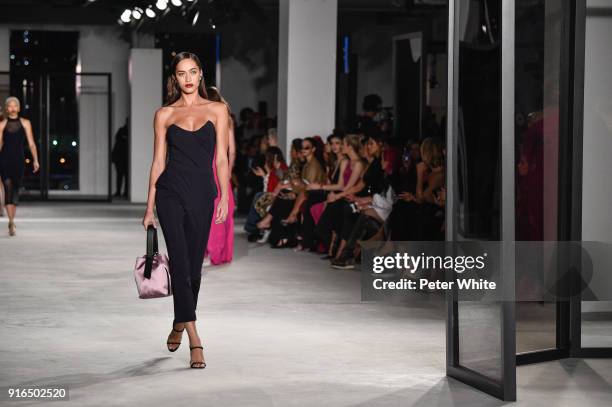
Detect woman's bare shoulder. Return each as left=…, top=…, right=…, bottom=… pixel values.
left=154, top=106, right=173, bottom=126
left=206, top=101, right=228, bottom=117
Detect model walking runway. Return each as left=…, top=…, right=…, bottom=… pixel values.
left=0, top=96, right=40, bottom=236
left=142, top=51, right=230, bottom=369
left=155, top=121, right=217, bottom=323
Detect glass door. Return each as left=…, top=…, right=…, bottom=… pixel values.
left=446, top=0, right=516, bottom=401
left=514, top=0, right=574, bottom=365
left=8, top=72, right=112, bottom=201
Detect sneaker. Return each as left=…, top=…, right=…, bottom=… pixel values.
left=257, top=229, right=271, bottom=243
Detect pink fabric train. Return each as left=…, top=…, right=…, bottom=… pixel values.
left=205, top=152, right=235, bottom=265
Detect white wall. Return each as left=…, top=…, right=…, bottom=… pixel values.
left=0, top=28, right=8, bottom=72
left=129, top=48, right=162, bottom=204
left=221, top=51, right=278, bottom=122
left=582, top=2, right=612, bottom=314
left=278, top=0, right=338, bottom=154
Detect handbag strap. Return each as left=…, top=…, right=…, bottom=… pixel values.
left=144, top=225, right=159, bottom=279
left=147, top=225, right=159, bottom=256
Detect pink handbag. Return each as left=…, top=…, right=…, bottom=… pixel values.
left=134, top=225, right=171, bottom=299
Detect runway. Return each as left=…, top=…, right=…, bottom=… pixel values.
left=0, top=202, right=611, bottom=406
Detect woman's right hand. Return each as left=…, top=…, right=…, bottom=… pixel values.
left=142, top=210, right=156, bottom=230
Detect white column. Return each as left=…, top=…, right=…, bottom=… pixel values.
left=277, top=0, right=338, bottom=154
left=129, top=48, right=162, bottom=203
left=0, top=27, right=9, bottom=72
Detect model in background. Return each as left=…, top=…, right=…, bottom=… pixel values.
left=141, top=52, right=230, bottom=369
left=203, top=86, right=235, bottom=266
left=0, top=97, right=40, bottom=236
left=111, top=117, right=129, bottom=198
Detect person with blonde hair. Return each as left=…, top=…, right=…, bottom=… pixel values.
left=0, top=96, right=40, bottom=236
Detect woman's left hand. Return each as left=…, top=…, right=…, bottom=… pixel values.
left=32, top=161, right=40, bottom=173
left=215, top=196, right=229, bottom=224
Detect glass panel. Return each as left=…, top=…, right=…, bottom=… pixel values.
left=47, top=74, right=110, bottom=198
left=514, top=0, right=568, bottom=354
left=9, top=29, right=79, bottom=199
left=394, top=33, right=422, bottom=140
left=581, top=0, right=612, bottom=350
left=454, top=0, right=502, bottom=381
left=582, top=303, right=612, bottom=347
left=458, top=302, right=502, bottom=380
left=48, top=74, right=79, bottom=191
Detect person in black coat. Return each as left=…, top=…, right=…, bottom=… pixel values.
left=111, top=117, right=129, bottom=198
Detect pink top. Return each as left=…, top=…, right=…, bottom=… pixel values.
left=343, top=161, right=353, bottom=186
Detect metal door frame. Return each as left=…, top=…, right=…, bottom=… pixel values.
left=445, top=0, right=516, bottom=400
left=1, top=71, right=113, bottom=202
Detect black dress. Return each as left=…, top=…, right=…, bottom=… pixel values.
left=155, top=121, right=217, bottom=324
left=0, top=117, right=26, bottom=205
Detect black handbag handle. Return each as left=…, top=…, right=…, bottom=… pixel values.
left=144, top=225, right=159, bottom=279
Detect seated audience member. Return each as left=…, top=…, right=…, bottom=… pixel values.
left=310, top=134, right=365, bottom=254
left=293, top=133, right=347, bottom=251
left=388, top=139, right=421, bottom=241
left=262, top=137, right=326, bottom=248
left=252, top=139, right=303, bottom=241
left=401, top=137, right=445, bottom=241
left=318, top=134, right=386, bottom=259
left=331, top=181, right=396, bottom=269
left=244, top=147, right=288, bottom=241
left=235, top=136, right=264, bottom=214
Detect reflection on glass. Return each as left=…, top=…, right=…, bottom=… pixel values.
left=455, top=0, right=502, bottom=381
left=582, top=302, right=612, bottom=348
left=515, top=0, right=567, bottom=354
left=456, top=0, right=501, bottom=240
left=49, top=75, right=79, bottom=191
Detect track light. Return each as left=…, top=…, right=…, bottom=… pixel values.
left=156, top=0, right=168, bottom=10
left=171, top=0, right=183, bottom=6
left=132, top=7, right=143, bottom=20
left=191, top=10, right=200, bottom=26
left=120, top=9, right=131, bottom=23
left=145, top=6, right=157, bottom=18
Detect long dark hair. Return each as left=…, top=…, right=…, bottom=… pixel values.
left=164, top=52, right=208, bottom=106
left=304, top=136, right=326, bottom=168
left=265, top=146, right=286, bottom=169
left=206, top=86, right=232, bottom=115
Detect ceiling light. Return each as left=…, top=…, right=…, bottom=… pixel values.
left=191, top=10, right=200, bottom=26
left=120, top=9, right=132, bottom=23
left=156, top=0, right=168, bottom=10
left=171, top=0, right=183, bottom=7
left=145, top=6, right=157, bottom=18
left=132, top=7, right=143, bottom=20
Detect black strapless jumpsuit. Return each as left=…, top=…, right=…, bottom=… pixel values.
left=155, top=121, right=217, bottom=324
left=0, top=117, right=26, bottom=205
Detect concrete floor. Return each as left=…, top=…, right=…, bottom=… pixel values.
left=0, top=202, right=611, bottom=406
